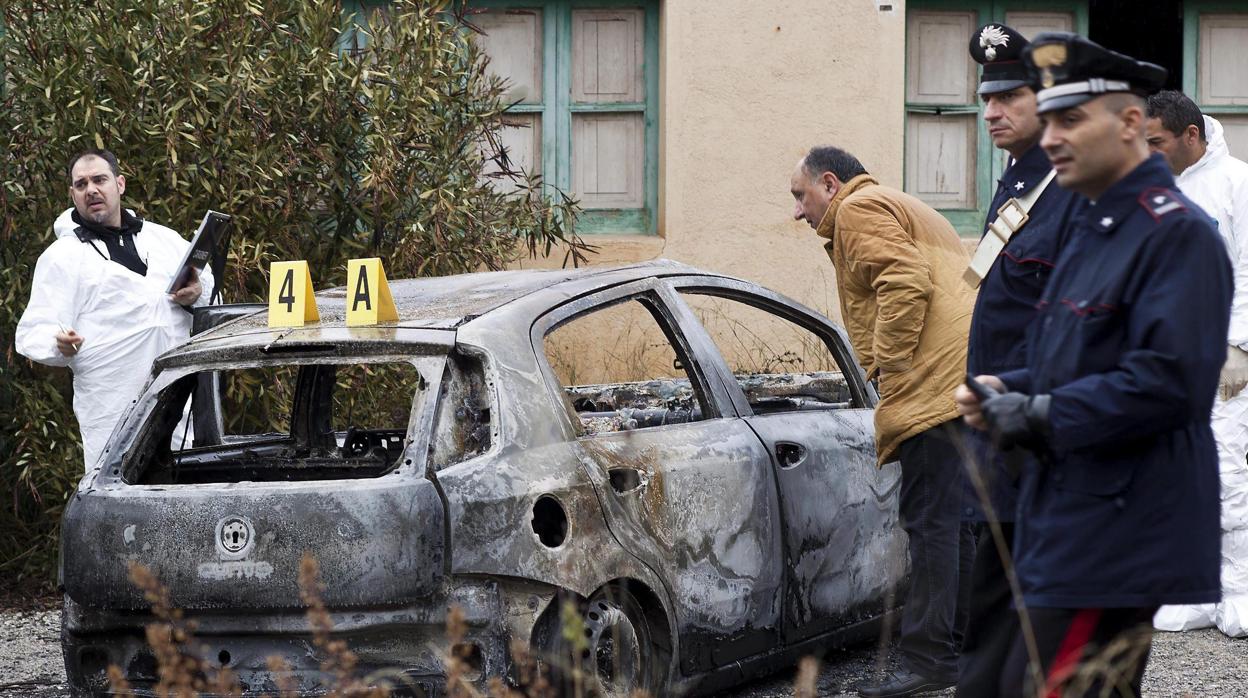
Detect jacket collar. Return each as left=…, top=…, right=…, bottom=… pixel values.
left=1083, top=153, right=1175, bottom=235
left=71, top=208, right=144, bottom=240
left=1000, top=142, right=1051, bottom=196
left=816, top=173, right=878, bottom=241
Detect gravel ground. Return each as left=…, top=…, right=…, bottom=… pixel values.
left=2, top=607, right=1244, bottom=697
left=0, top=609, right=65, bottom=697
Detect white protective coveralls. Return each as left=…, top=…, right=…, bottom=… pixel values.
left=1155, top=116, right=1248, bottom=637
left=15, top=209, right=213, bottom=471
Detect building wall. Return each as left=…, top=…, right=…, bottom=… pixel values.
left=516, top=0, right=908, bottom=324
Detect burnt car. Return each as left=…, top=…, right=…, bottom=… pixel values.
left=60, top=260, right=907, bottom=696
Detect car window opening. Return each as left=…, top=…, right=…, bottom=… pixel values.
left=123, top=360, right=425, bottom=484
left=429, top=352, right=493, bottom=472
left=678, top=290, right=861, bottom=412
left=544, top=296, right=711, bottom=436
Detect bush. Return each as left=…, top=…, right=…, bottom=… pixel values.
left=0, top=0, right=587, bottom=596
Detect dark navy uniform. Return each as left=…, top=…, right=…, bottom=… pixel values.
left=961, top=24, right=1084, bottom=527
left=999, top=153, right=1228, bottom=607
left=956, top=25, right=1083, bottom=698
left=969, top=32, right=1231, bottom=697
left=967, top=143, right=1078, bottom=379
left=965, top=142, right=1080, bottom=523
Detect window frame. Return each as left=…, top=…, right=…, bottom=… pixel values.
left=904, top=0, right=1088, bottom=235
left=1183, top=2, right=1248, bottom=122
left=664, top=276, right=878, bottom=415
left=109, top=353, right=444, bottom=486
left=531, top=279, right=736, bottom=439
left=468, top=0, right=660, bottom=235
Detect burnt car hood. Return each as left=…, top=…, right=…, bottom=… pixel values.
left=60, top=478, right=445, bottom=611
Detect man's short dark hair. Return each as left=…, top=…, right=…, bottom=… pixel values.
left=67, top=148, right=120, bottom=179
left=1146, top=90, right=1206, bottom=142
left=803, top=146, right=869, bottom=182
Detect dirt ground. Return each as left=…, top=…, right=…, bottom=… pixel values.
left=4, top=604, right=1247, bottom=697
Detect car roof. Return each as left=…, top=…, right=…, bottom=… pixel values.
left=189, top=259, right=714, bottom=343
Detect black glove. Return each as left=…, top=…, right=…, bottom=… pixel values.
left=981, top=392, right=1052, bottom=451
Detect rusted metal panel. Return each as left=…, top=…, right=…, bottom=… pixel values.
left=745, top=411, right=908, bottom=641
left=577, top=423, right=785, bottom=673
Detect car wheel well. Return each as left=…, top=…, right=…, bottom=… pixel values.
left=602, top=578, right=672, bottom=655
left=529, top=578, right=672, bottom=695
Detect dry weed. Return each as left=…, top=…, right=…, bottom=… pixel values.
left=444, top=604, right=481, bottom=698
left=265, top=656, right=300, bottom=698
left=105, top=557, right=393, bottom=698
left=1043, top=624, right=1152, bottom=698
left=793, top=655, right=820, bottom=698
left=505, top=638, right=554, bottom=697
left=105, top=665, right=132, bottom=696
left=102, top=558, right=668, bottom=698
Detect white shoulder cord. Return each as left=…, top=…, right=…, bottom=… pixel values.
left=963, top=169, right=1058, bottom=288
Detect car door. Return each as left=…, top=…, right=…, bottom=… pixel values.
left=666, top=277, right=908, bottom=645
left=532, top=279, right=785, bottom=675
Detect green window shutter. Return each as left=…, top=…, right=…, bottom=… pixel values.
left=1184, top=2, right=1248, bottom=163
left=470, top=0, right=659, bottom=235
left=476, top=8, right=546, bottom=195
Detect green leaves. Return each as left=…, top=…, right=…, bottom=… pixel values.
left=0, top=0, right=588, bottom=594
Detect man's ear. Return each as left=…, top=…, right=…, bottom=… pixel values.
left=1120, top=103, right=1145, bottom=141
left=116, top=174, right=126, bottom=197
left=1184, top=123, right=1202, bottom=146
left=820, top=171, right=842, bottom=195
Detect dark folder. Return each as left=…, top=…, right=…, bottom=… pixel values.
left=167, top=210, right=231, bottom=295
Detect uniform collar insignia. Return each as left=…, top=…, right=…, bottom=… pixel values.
left=1087, top=157, right=1178, bottom=233
left=979, top=25, right=1010, bottom=61
left=1001, top=144, right=1050, bottom=191
left=1139, top=187, right=1186, bottom=220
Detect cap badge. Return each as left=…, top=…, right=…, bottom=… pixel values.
left=1030, top=43, right=1068, bottom=89
left=979, top=25, right=1010, bottom=61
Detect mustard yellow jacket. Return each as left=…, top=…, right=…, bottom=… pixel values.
left=817, top=174, right=975, bottom=465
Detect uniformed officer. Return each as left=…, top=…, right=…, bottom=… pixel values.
left=956, top=23, right=1082, bottom=698
left=955, top=33, right=1231, bottom=697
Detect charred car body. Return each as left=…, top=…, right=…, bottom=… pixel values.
left=60, top=261, right=907, bottom=696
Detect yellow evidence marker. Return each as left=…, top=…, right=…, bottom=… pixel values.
left=346, top=258, right=399, bottom=326
left=268, top=261, right=320, bottom=328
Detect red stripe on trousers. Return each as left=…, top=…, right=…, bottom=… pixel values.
left=1044, top=608, right=1103, bottom=698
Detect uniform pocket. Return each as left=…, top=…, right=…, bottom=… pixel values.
left=1043, top=300, right=1123, bottom=379
left=1050, top=451, right=1138, bottom=497
left=999, top=248, right=1053, bottom=300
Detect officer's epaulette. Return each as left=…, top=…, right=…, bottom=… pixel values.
left=1138, top=187, right=1187, bottom=222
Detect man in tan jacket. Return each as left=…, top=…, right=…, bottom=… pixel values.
left=791, top=145, right=976, bottom=697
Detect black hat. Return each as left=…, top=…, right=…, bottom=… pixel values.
left=1022, top=32, right=1168, bottom=113
left=969, top=24, right=1033, bottom=95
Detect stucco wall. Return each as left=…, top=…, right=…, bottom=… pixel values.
left=515, top=0, right=908, bottom=324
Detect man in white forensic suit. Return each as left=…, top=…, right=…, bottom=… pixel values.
left=16, top=148, right=213, bottom=470
left=1147, top=90, right=1248, bottom=638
